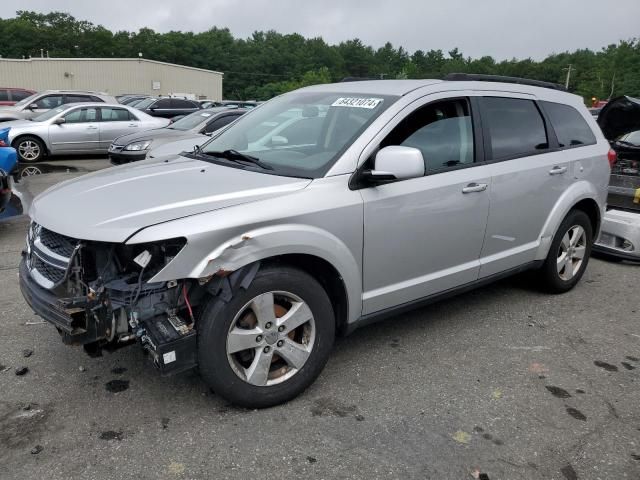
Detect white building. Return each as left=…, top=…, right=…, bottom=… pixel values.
left=0, top=57, right=223, bottom=100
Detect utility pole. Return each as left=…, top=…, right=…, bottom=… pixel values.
left=563, top=64, right=574, bottom=89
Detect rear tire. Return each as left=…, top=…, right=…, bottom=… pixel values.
left=537, top=210, right=593, bottom=293
left=13, top=136, right=45, bottom=163
left=197, top=265, right=335, bottom=408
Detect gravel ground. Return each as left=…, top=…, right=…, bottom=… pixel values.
left=0, top=160, right=639, bottom=480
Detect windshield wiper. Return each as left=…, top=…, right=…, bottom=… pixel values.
left=203, top=149, right=274, bottom=170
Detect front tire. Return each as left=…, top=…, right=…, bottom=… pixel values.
left=197, top=265, right=335, bottom=408
left=13, top=136, right=45, bottom=163
left=537, top=210, right=593, bottom=293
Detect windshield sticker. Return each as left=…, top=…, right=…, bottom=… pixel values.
left=331, top=97, right=383, bottom=109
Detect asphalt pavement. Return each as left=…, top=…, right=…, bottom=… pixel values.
left=0, top=157, right=639, bottom=480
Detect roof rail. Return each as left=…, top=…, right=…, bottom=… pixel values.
left=340, top=76, right=380, bottom=82
left=443, top=73, right=567, bottom=91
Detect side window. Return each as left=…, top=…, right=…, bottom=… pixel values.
left=12, top=90, right=32, bottom=101
left=65, top=95, right=92, bottom=104
left=101, top=107, right=133, bottom=122
left=481, top=97, right=548, bottom=160
left=171, top=99, right=198, bottom=109
left=203, top=115, right=238, bottom=133
left=541, top=101, right=596, bottom=148
left=35, top=95, right=63, bottom=109
left=90, top=96, right=105, bottom=102
left=64, top=107, right=98, bottom=123
left=380, top=99, right=475, bottom=172
left=0, top=90, right=8, bottom=101
left=154, top=99, right=172, bottom=109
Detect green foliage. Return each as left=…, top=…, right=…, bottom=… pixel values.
left=1, top=10, right=639, bottom=102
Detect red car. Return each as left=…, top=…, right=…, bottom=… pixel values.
left=0, top=87, right=37, bottom=106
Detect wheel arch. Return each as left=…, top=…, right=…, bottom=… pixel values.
left=535, top=181, right=604, bottom=260
left=12, top=133, right=50, bottom=156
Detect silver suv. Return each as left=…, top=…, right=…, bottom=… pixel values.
left=0, top=90, right=117, bottom=122
left=19, top=75, right=610, bottom=407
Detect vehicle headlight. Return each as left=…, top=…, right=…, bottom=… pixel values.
left=124, top=140, right=151, bottom=151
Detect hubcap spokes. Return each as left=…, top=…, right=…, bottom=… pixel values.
left=19, top=141, right=40, bottom=160
left=557, top=225, right=586, bottom=281
left=227, top=291, right=315, bottom=386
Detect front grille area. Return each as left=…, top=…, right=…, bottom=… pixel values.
left=38, top=227, right=77, bottom=258
left=31, top=255, right=67, bottom=284
left=26, top=222, right=79, bottom=289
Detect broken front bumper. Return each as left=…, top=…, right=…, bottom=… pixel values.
left=594, top=208, right=640, bottom=261
left=19, top=257, right=111, bottom=345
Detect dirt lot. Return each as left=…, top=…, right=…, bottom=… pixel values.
left=1, top=159, right=639, bottom=479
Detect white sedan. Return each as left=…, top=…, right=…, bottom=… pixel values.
left=6, top=103, right=169, bottom=162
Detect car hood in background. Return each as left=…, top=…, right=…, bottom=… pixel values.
left=113, top=127, right=193, bottom=147
left=147, top=135, right=209, bottom=158
left=30, top=156, right=311, bottom=242
left=598, top=96, right=640, bottom=141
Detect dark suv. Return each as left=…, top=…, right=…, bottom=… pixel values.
left=134, top=98, right=201, bottom=118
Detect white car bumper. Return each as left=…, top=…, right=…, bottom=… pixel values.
left=594, top=208, right=640, bottom=261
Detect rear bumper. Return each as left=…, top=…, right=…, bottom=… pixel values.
left=593, top=208, right=640, bottom=261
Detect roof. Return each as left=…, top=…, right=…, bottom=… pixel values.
left=301, top=80, right=442, bottom=96
left=0, top=57, right=224, bottom=76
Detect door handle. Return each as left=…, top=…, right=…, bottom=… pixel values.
left=549, top=166, right=568, bottom=175
left=462, top=182, right=488, bottom=194
left=128, top=124, right=138, bottom=127
left=86, top=125, right=98, bottom=130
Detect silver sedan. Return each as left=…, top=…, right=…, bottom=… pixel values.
left=6, top=103, right=169, bottom=162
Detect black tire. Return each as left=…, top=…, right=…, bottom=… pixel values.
left=537, top=209, right=593, bottom=293
left=13, top=135, right=45, bottom=163
left=197, top=264, right=335, bottom=408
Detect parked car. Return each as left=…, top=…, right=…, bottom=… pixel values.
left=19, top=75, right=609, bottom=408
left=0, top=127, right=17, bottom=213
left=594, top=95, right=640, bottom=260
left=109, top=107, right=246, bottom=164
left=118, top=95, right=151, bottom=105
left=0, top=90, right=116, bottom=122
left=0, top=87, right=37, bottom=106
left=5, top=103, right=168, bottom=162
left=134, top=97, right=201, bottom=118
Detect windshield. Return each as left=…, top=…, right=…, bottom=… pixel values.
left=32, top=107, right=66, bottom=122
left=14, top=92, right=40, bottom=108
left=198, top=91, right=397, bottom=178
left=170, top=111, right=214, bottom=131
left=135, top=98, right=156, bottom=109
left=618, top=130, right=640, bottom=145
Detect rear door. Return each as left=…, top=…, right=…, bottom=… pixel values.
left=48, top=106, right=100, bottom=153
left=98, top=107, right=140, bottom=149
left=478, top=95, right=573, bottom=277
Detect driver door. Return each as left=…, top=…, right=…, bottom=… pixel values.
left=360, top=96, right=492, bottom=315
left=48, top=107, right=100, bottom=154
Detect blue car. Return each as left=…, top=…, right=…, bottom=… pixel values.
left=0, top=127, right=18, bottom=213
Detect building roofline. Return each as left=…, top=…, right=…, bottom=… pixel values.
left=0, top=57, right=224, bottom=76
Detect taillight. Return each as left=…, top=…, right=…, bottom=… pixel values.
left=608, top=149, right=617, bottom=168
left=0, top=140, right=6, bottom=147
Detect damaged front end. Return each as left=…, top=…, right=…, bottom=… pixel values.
left=19, top=221, right=201, bottom=375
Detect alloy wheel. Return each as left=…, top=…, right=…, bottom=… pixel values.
left=557, top=225, right=587, bottom=281
left=18, top=140, right=40, bottom=161
left=226, top=291, right=315, bottom=386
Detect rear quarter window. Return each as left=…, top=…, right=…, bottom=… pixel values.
left=541, top=101, right=596, bottom=148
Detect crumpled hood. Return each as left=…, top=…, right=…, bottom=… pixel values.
left=598, top=96, right=640, bottom=141
left=30, top=156, right=311, bottom=243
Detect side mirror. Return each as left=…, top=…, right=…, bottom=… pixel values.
left=53, top=117, right=66, bottom=125
left=28, top=103, right=38, bottom=110
left=363, top=146, right=425, bottom=183
left=271, top=135, right=288, bottom=146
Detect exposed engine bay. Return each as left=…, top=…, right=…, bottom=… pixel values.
left=20, top=222, right=215, bottom=375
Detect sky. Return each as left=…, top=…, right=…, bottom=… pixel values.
left=9, top=0, right=640, bottom=60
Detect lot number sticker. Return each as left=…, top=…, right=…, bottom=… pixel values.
left=331, top=97, right=383, bottom=109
